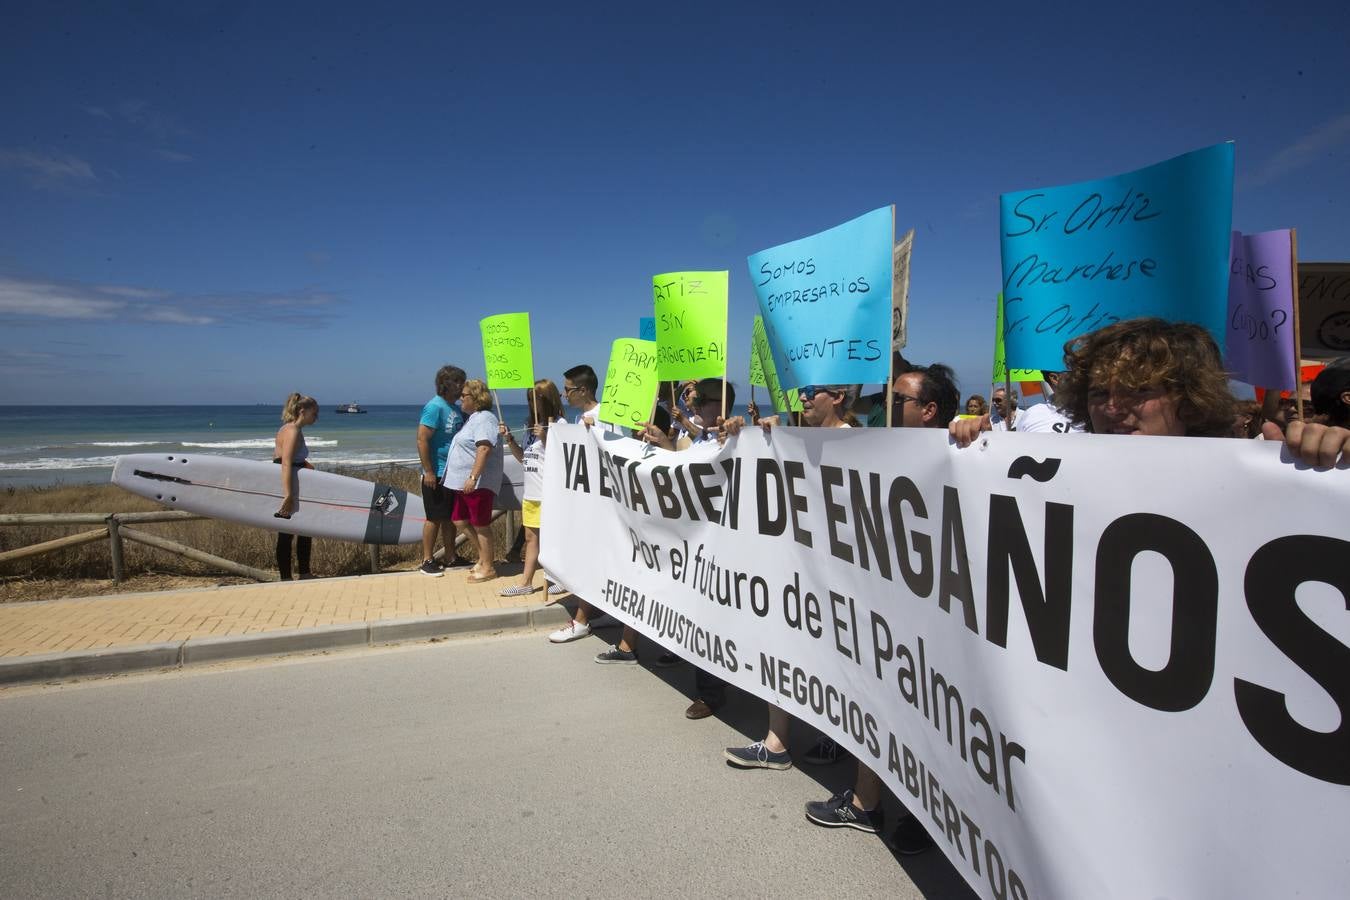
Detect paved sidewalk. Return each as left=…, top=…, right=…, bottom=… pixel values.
left=0, top=565, right=571, bottom=682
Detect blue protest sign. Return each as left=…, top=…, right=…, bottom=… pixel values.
left=639, top=316, right=656, bottom=341
left=999, top=143, right=1234, bottom=371
left=747, top=206, right=893, bottom=387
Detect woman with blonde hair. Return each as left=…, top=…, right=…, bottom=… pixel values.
left=499, top=379, right=565, bottom=596
left=444, top=379, right=505, bottom=582
left=273, top=392, right=317, bottom=580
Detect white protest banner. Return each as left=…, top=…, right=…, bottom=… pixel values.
left=1298, top=262, right=1350, bottom=359
left=540, top=424, right=1348, bottom=900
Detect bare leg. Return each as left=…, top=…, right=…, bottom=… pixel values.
left=764, top=705, right=791, bottom=753
left=421, top=520, right=440, bottom=563
left=853, top=763, right=882, bottom=811
left=617, top=625, right=638, bottom=653
left=518, top=526, right=539, bottom=587
left=472, top=525, right=495, bottom=576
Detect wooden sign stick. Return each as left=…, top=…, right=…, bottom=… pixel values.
left=887, top=204, right=897, bottom=429
left=1290, top=228, right=1304, bottom=421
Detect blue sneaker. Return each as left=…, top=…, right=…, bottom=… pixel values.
left=723, top=741, right=792, bottom=770
left=804, top=789, right=883, bottom=834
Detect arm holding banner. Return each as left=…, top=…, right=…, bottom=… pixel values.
left=1262, top=419, right=1350, bottom=468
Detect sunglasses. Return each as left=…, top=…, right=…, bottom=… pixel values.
left=798, top=385, right=840, bottom=401
left=891, top=394, right=921, bottom=407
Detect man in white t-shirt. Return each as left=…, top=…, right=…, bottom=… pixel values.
left=548, top=363, right=622, bottom=643
left=1014, top=374, right=1084, bottom=434
left=952, top=372, right=1083, bottom=444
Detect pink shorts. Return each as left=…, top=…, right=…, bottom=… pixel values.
left=451, top=488, right=495, bottom=527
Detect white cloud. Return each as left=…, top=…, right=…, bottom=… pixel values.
left=113, top=98, right=188, bottom=141
left=1241, top=111, right=1350, bottom=189
left=139, top=307, right=218, bottom=325
left=0, top=276, right=343, bottom=328
left=0, top=278, right=123, bottom=319
left=0, top=149, right=96, bottom=187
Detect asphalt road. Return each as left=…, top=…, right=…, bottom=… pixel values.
left=0, top=629, right=976, bottom=899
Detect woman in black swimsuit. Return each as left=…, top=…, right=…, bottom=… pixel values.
left=273, top=392, right=317, bottom=580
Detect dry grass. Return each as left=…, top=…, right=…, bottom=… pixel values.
left=0, top=465, right=520, bottom=604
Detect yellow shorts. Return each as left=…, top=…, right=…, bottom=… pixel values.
left=522, top=499, right=541, bottom=529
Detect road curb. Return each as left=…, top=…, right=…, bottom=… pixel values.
left=0, top=603, right=560, bottom=686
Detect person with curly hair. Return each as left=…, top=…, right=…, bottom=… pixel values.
left=1054, top=318, right=1237, bottom=437
left=952, top=317, right=1350, bottom=466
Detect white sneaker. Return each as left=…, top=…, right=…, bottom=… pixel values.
left=548, top=620, right=591, bottom=643
left=589, top=613, right=620, bottom=629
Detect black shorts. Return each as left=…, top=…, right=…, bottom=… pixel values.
left=422, top=482, right=454, bottom=521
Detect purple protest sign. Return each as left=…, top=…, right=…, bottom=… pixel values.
left=1225, top=229, right=1297, bottom=390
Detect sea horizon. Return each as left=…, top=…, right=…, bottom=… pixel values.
left=0, top=403, right=535, bottom=490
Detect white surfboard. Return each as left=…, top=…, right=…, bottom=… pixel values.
left=496, top=453, right=525, bottom=510
left=112, top=454, right=426, bottom=544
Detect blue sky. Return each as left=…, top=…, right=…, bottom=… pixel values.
left=1, top=0, right=1347, bottom=405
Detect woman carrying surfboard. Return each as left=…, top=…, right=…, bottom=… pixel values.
left=445, top=379, right=505, bottom=583
left=273, top=392, right=318, bottom=580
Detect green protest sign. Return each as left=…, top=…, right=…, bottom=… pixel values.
left=752, top=315, right=801, bottom=414
left=992, top=294, right=1044, bottom=383
left=599, top=338, right=659, bottom=430
left=653, top=271, right=728, bottom=380
left=749, top=335, right=766, bottom=387
left=480, top=312, right=535, bottom=389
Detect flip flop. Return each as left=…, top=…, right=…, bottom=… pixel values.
left=466, top=571, right=498, bottom=584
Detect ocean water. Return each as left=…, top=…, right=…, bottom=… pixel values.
left=0, top=404, right=534, bottom=489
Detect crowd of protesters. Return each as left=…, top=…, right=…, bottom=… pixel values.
left=386, top=317, right=1348, bottom=857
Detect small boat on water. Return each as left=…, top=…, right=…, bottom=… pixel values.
left=334, top=402, right=367, bottom=414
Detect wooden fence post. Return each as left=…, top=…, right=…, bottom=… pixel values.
left=107, top=515, right=125, bottom=583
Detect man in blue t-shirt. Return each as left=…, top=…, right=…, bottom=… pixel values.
left=416, top=365, right=466, bottom=576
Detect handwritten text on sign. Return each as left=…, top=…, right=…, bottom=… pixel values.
left=599, top=338, right=659, bottom=430
left=992, top=293, right=1045, bottom=383
left=479, top=312, right=534, bottom=389
left=1298, top=262, right=1350, bottom=358
left=748, top=206, right=893, bottom=387
left=653, top=271, right=728, bottom=381
left=751, top=314, right=801, bottom=414
left=1225, top=230, right=1296, bottom=390
left=999, top=144, right=1235, bottom=371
